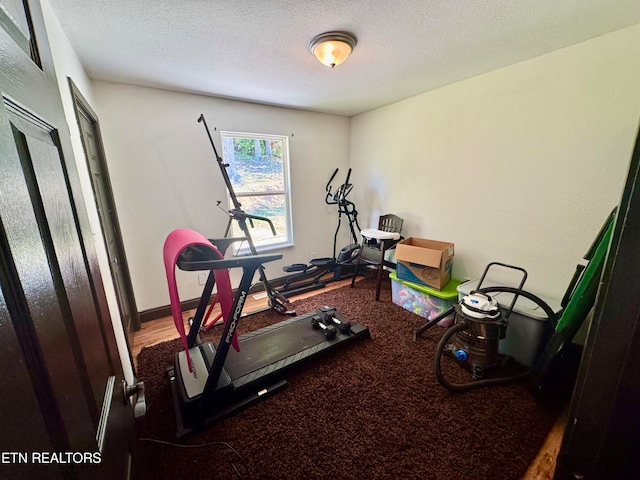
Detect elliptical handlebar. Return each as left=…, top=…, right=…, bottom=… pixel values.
left=231, top=209, right=277, bottom=236
left=340, top=168, right=354, bottom=200
left=325, top=169, right=339, bottom=205
left=325, top=168, right=353, bottom=206
left=343, top=168, right=352, bottom=191
left=322, top=167, right=361, bottom=253
left=326, top=168, right=339, bottom=193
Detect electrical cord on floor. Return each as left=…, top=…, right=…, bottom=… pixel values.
left=136, top=389, right=250, bottom=478
left=139, top=437, right=250, bottom=479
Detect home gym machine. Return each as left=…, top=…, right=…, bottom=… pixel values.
left=163, top=228, right=370, bottom=438
left=198, top=113, right=292, bottom=316
left=278, top=167, right=362, bottom=296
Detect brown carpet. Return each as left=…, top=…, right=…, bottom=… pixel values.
left=135, top=275, right=560, bottom=480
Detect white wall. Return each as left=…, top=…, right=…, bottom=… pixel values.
left=90, top=82, right=351, bottom=311
left=350, top=24, right=640, bottom=300
left=40, top=0, right=134, bottom=383
left=39, top=0, right=640, bottom=319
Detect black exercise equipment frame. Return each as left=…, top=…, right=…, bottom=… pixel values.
left=168, top=241, right=370, bottom=438
left=198, top=113, right=292, bottom=316
left=278, top=168, right=362, bottom=296
left=325, top=167, right=361, bottom=255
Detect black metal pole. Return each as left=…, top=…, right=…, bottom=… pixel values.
left=198, top=114, right=242, bottom=211
left=198, top=114, right=293, bottom=315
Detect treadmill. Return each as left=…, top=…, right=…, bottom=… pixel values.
left=167, top=237, right=370, bottom=438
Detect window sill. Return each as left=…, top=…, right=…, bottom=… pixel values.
left=235, top=242, right=294, bottom=256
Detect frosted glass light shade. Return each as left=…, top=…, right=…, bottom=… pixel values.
left=309, top=32, right=357, bottom=68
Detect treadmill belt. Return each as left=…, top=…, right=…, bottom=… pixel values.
left=224, top=315, right=326, bottom=380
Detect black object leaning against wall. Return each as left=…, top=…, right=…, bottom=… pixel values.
left=197, top=114, right=293, bottom=316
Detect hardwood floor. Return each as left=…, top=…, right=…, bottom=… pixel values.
left=525, top=409, right=567, bottom=479
left=131, top=276, right=565, bottom=479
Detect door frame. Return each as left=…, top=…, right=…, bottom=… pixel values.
left=68, top=78, right=141, bottom=339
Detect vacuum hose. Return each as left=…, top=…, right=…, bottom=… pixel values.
left=434, top=286, right=557, bottom=392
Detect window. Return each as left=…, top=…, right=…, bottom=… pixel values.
left=220, top=131, right=293, bottom=251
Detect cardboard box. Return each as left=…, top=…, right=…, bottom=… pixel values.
left=395, top=237, right=454, bottom=290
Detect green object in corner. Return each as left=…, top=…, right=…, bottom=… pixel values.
left=530, top=209, right=616, bottom=400
left=554, top=212, right=615, bottom=338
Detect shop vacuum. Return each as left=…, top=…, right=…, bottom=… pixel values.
left=415, top=209, right=615, bottom=395
left=421, top=263, right=557, bottom=392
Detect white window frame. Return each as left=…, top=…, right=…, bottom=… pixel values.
left=219, top=131, right=294, bottom=253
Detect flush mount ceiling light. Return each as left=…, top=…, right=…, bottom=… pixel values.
left=308, top=32, right=357, bottom=68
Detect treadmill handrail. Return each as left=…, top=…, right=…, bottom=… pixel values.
left=229, top=210, right=278, bottom=236
left=177, top=253, right=282, bottom=272
left=208, top=237, right=248, bottom=256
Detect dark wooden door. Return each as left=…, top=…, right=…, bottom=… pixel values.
left=554, top=125, right=640, bottom=479
left=0, top=1, right=135, bottom=479
left=71, top=80, right=140, bottom=351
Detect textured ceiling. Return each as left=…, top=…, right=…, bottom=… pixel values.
left=47, top=0, right=640, bottom=116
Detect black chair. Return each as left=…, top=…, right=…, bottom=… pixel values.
left=350, top=214, right=404, bottom=301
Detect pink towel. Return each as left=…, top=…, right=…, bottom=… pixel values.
left=163, top=228, right=239, bottom=372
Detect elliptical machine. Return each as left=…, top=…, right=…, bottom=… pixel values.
left=278, top=168, right=362, bottom=296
